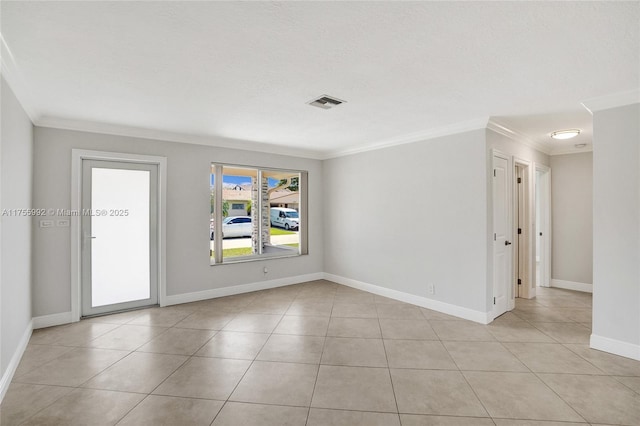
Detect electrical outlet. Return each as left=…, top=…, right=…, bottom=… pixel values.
left=427, top=284, right=435, bottom=295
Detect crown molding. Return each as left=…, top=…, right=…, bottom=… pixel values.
left=486, top=119, right=552, bottom=155
left=549, top=145, right=593, bottom=156
left=322, top=117, right=490, bottom=159
left=581, top=89, right=640, bottom=114
left=35, top=116, right=326, bottom=160
left=1, top=33, right=40, bottom=121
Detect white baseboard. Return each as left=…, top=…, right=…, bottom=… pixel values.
left=551, top=279, right=593, bottom=293
left=33, top=311, right=74, bottom=329
left=0, top=320, right=32, bottom=402
left=323, top=273, right=492, bottom=324
left=164, top=272, right=325, bottom=306
left=590, top=334, right=640, bottom=361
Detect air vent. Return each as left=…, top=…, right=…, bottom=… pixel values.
left=308, top=95, right=345, bottom=110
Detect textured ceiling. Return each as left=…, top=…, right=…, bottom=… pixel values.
left=1, top=1, right=638, bottom=158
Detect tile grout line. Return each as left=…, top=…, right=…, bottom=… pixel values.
left=375, top=305, right=401, bottom=423
left=445, top=342, right=493, bottom=421
left=13, top=284, right=635, bottom=425
left=106, top=300, right=247, bottom=425
left=303, top=284, right=337, bottom=426
left=208, top=288, right=299, bottom=425
left=499, top=317, right=590, bottom=424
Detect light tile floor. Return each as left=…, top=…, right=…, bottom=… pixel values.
left=2, top=281, right=640, bottom=425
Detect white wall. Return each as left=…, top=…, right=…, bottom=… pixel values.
left=324, top=129, right=490, bottom=317
left=0, top=77, right=33, bottom=390
left=550, top=152, right=593, bottom=286
left=32, top=127, right=323, bottom=317
left=592, top=102, right=640, bottom=359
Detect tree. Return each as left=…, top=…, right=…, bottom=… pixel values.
left=278, top=176, right=299, bottom=192
left=211, top=191, right=230, bottom=217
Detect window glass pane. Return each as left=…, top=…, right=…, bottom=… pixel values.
left=210, top=165, right=216, bottom=262
left=210, top=164, right=304, bottom=264
left=263, top=170, right=300, bottom=255
left=91, top=168, right=150, bottom=307
left=222, top=166, right=257, bottom=259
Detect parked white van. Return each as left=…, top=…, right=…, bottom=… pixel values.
left=270, top=207, right=299, bottom=230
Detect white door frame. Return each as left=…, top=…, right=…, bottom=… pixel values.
left=534, top=163, right=552, bottom=288
left=491, top=149, right=514, bottom=318
left=513, top=157, right=535, bottom=299
left=71, top=150, right=167, bottom=322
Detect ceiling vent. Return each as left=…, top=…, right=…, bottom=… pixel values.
left=308, top=95, right=345, bottom=110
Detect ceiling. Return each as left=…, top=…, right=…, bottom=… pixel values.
left=1, top=2, right=638, bottom=159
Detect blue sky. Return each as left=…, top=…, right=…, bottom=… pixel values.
left=210, top=174, right=279, bottom=188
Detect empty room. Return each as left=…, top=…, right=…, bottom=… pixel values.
left=1, top=1, right=639, bottom=425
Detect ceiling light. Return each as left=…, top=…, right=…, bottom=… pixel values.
left=551, top=129, right=581, bottom=140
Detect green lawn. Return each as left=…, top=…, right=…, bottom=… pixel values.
left=270, top=227, right=297, bottom=236
left=211, top=243, right=299, bottom=260
left=210, top=229, right=297, bottom=259
left=210, top=247, right=253, bottom=258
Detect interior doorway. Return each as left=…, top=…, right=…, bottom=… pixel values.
left=71, top=150, right=167, bottom=322
left=492, top=151, right=512, bottom=319
left=514, top=159, right=534, bottom=299
left=535, top=165, right=551, bottom=288
left=81, top=160, right=159, bottom=316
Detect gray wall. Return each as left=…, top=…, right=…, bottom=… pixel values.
left=550, top=152, right=593, bottom=285
left=323, top=129, right=489, bottom=314
left=592, top=102, right=640, bottom=349
left=0, top=77, right=33, bottom=377
left=32, top=127, right=323, bottom=317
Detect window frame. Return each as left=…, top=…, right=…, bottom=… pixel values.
left=210, top=163, right=308, bottom=265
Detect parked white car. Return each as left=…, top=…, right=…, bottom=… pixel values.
left=211, top=216, right=252, bottom=238
left=270, top=207, right=299, bottom=230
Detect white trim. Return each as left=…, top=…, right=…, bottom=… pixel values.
left=0, top=34, right=39, bottom=121
left=513, top=156, right=535, bottom=300
left=490, top=149, right=516, bottom=315
left=535, top=164, right=552, bottom=288
left=581, top=89, right=640, bottom=114
left=0, top=320, right=32, bottom=402
left=550, top=145, right=593, bottom=156
left=322, top=117, right=489, bottom=159
left=323, top=273, right=492, bottom=324
left=164, top=272, right=324, bottom=306
left=37, top=117, right=324, bottom=160
left=551, top=279, right=593, bottom=293
left=71, top=150, right=167, bottom=321
left=487, top=119, right=552, bottom=155
left=590, top=334, right=640, bottom=361
left=32, top=312, right=74, bottom=329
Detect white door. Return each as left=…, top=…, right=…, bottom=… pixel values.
left=493, top=154, right=511, bottom=318
left=81, top=160, right=158, bottom=316
left=535, top=166, right=551, bottom=287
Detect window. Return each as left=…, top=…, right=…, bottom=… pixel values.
left=210, top=164, right=308, bottom=264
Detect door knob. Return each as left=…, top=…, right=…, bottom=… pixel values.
left=505, top=241, right=512, bottom=246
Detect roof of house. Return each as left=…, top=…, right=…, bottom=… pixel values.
left=270, top=191, right=299, bottom=204
left=223, top=189, right=252, bottom=201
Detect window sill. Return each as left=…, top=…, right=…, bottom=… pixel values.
left=209, top=249, right=303, bottom=266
